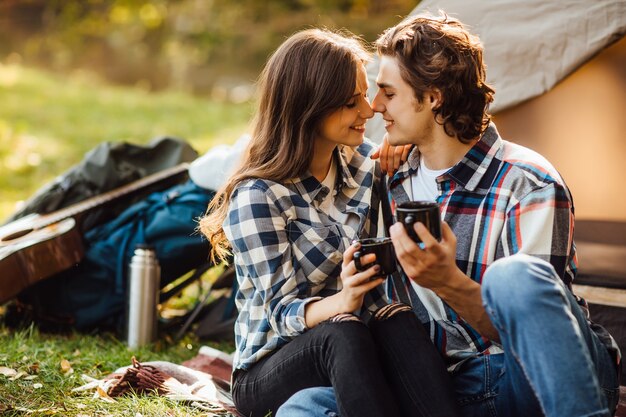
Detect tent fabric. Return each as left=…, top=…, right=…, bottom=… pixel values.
left=365, top=0, right=626, bottom=142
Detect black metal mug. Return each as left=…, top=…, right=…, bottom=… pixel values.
left=353, top=237, right=397, bottom=277
left=395, top=201, right=442, bottom=243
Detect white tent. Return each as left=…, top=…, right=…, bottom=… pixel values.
left=365, top=0, right=626, bottom=223
left=367, top=0, right=626, bottom=132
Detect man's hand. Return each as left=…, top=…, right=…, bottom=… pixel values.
left=389, top=220, right=500, bottom=341
left=389, top=221, right=461, bottom=292
left=370, top=134, right=412, bottom=177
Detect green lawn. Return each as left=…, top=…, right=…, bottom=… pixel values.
left=0, top=63, right=253, bottom=220
left=0, top=324, right=235, bottom=416
left=0, top=65, right=250, bottom=415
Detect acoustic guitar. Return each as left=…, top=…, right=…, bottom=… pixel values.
left=0, top=163, right=190, bottom=304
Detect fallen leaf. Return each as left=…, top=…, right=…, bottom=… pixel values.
left=73, top=349, right=81, bottom=357
left=0, top=366, right=17, bottom=377
left=24, top=375, right=38, bottom=380
left=32, top=383, right=43, bottom=389
left=28, top=363, right=40, bottom=373
left=96, top=386, right=116, bottom=403
left=60, top=359, right=73, bottom=375
left=75, top=403, right=87, bottom=409
left=9, top=371, right=26, bottom=381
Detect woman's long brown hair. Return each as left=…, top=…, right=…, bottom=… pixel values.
left=199, top=28, right=369, bottom=262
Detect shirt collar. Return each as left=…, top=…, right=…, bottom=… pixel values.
left=447, top=123, right=502, bottom=192
left=389, top=145, right=419, bottom=188
left=289, top=145, right=363, bottom=204
left=389, top=123, right=503, bottom=193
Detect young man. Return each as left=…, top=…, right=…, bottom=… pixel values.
left=277, top=13, right=621, bottom=417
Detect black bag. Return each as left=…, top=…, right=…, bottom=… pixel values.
left=3, top=136, right=197, bottom=230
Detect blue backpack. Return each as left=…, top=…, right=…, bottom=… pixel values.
left=19, top=179, right=215, bottom=331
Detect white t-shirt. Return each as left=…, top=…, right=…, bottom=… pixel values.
left=407, top=156, right=452, bottom=313
left=410, top=156, right=450, bottom=201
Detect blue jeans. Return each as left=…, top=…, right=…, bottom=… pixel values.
left=277, top=254, right=620, bottom=417
left=276, top=386, right=339, bottom=417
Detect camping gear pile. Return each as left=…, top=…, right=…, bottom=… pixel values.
left=0, top=137, right=236, bottom=341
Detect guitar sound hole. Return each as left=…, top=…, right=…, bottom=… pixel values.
left=1, top=229, right=34, bottom=242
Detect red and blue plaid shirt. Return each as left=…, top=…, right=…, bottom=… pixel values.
left=384, top=123, right=620, bottom=368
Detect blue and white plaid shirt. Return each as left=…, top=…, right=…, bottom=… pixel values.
left=224, top=142, right=387, bottom=371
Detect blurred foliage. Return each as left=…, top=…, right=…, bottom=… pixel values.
left=0, top=0, right=416, bottom=219
left=0, top=0, right=416, bottom=95
left=0, top=63, right=252, bottom=220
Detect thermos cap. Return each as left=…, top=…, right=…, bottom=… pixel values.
left=135, top=243, right=154, bottom=250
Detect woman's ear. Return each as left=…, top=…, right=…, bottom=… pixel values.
left=429, top=88, right=443, bottom=111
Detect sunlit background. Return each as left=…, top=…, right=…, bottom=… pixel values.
left=0, top=0, right=415, bottom=220
left=1, top=0, right=625, bottom=223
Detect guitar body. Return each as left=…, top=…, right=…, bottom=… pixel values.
left=0, top=217, right=84, bottom=303
left=0, top=163, right=189, bottom=304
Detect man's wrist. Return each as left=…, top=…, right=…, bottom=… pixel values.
left=432, top=267, right=475, bottom=301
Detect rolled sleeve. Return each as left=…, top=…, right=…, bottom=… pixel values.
left=278, top=296, right=322, bottom=334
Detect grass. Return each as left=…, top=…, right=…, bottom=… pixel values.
left=0, top=262, right=236, bottom=416
left=0, top=324, right=234, bottom=416
left=0, top=65, right=250, bottom=415
left=0, top=63, right=254, bottom=220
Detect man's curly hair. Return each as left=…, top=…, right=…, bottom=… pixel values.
left=376, top=12, right=495, bottom=143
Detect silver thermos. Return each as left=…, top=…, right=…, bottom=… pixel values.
left=126, top=244, right=161, bottom=349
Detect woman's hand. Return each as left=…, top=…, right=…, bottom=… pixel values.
left=337, top=241, right=385, bottom=313
left=370, top=134, right=412, bottom=177
left=304, top=242, right=384, bottom=328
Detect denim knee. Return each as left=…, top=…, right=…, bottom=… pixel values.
left=372, top=303, right=413, bottom=321
left=276, top=387, right=338, bottom=417
left=482, top=254, right=563, bottom=316
left=317, top=316, right=373, bottom=354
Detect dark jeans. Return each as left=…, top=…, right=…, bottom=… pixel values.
left=232, top=306, right=460, bottom=417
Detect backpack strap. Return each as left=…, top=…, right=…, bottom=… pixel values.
left=378, top=175, right=411, bottom=306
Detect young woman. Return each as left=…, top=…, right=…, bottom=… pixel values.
left=200, top=29, right=459, bottom=417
